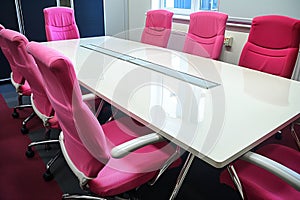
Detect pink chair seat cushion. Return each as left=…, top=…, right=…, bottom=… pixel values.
left=103, top=117, right=154, bottom=148
left=89, top=162, right=157, bottom=197
left=90, top=154, right=181, bottom=197
left=89, top=117, right=179, bottom=196
left=220, top=144, right=300, bottom=200
left=103, top=117, right=179, bottom=173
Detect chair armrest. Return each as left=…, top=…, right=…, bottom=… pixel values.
left=82, top=93, right=97, bottom=101
left=10, top=72, right=22, bottom=92
left=111, top=133, right=165, bottom=158
left=294, top=118, right=300, bottom=125
left=241, top=151, right=300, bottom=191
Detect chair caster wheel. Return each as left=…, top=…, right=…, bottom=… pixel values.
left=275, top=131, right=282, bottom=140
left=12, top=111, right=19, bottom=118
left=21, top=126, right=29, bottom=134
left=25, top=149, right=34, bottom=158
left=43, top=170, right=54, bottom=181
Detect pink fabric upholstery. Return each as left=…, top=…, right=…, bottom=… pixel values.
left=90, top=117, right=180, bottom=196
left=141, top=9, right=173, bottom=48
left=27, top=41, right=180, bottom=197
left=183, top=11, right=228, bottom=60
left=17, top=82, right=31, bottom=96
left=27, top=42, right=107, bottom=177
left=239, top=15, right=300, bottom=78
left=220, top=144, right=300, bottom=199
left=43, top=7, right=80, bottom=41
left=0, top=29, right=58, bottom=128
left=0, top=27, right=31, bottom=96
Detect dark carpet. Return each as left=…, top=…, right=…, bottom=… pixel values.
left=0, top=94, right=62, bottom=200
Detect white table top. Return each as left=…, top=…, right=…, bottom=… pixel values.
left=43, top=36, right=300, bottom=168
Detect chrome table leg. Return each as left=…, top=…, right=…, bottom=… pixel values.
left=169, top=152, right=195, bottom=200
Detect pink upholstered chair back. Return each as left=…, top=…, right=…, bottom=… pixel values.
left=43, top=7, right=80, bottom=41
left=26, top=42, right=110, bottom=178
left=141, top=9, right=173, bottom=48
left=0, top=29, right=54, bottom=117
left=239, top=15, right=300, bottom=78
left=0, top=29, right=27, bottom=86
left=0, top=24, right=4, bottom=31
left=183, top=11, right=228, bottom=60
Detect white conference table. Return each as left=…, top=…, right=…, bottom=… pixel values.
left=43, top=36, right=300, bottom=198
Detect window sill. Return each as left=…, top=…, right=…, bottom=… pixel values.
left=173, top=14, right=252, bottom=29
left=173, top=14, right=190, bottom=24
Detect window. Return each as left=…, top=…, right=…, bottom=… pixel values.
left=160, top=0, right=219, bottom=15
left=58, top=0, right=72, bottom=7
left=200, top=0, right=218, bottom=11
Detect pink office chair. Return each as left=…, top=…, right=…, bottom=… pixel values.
left=239, top=15, right=300, bottom=141
left=238, top=15, right=300, bottom=78
left=220, top=144, right=300, bottom=199
left=141, top=9, right=173, bottom=48
left=0, top=24, right=31, bottom=107
left=27, top=41, right=181, bottom=198
left=0, top=28, right=60, bottom=154
left=0, top=26, right=34, bottom=134
left=183, top=11, right=228, bottom=60
left=43, top=6, right=80, bottom=41
left=220, top=15, right=300, bottom=199
left=44, top=6, right=113, bottom=124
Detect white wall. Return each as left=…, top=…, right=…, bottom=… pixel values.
left=103, top=0, right=128, bottom=36
left=219, top=0, right=300, bottom=20
left=127, top=0, right=151, bottom=41
left=220, top=29, right=249, bottom=65
left=103, top=0, right=150, bottom=40
left=128, top=0, right=150, bottom=30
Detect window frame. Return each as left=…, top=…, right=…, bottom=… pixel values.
left=159, top=0, right=218, bottom=16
